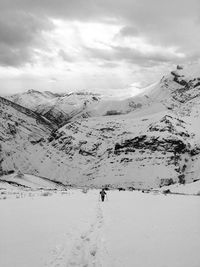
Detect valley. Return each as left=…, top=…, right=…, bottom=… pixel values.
left=1, top=65, right=200, bottom=189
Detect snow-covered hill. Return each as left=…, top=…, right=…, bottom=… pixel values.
left=5, top=86, right=169, bottom=126
left=0, top=96, right=56, bottom=176
left=5, top=83, right=175, bottom=126
left=6, top=89, right=63, bottom=112
left=6, top=90, right=102, bottom=126
left=1, top=64, right=200, bottom=188
left=0, top=172, right=67, bottom=190
left=6, top=64, right=200, bottom=127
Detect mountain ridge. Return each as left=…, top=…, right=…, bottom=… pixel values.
left=0, top=96, right=56, bottom=130
left=1, top=64, right=200, bottom=188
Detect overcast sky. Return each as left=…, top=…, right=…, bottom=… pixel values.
left=0, top=0, right=200, bottom=96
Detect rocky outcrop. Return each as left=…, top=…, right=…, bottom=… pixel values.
left=170, top=72, right=200, bottom=103
left=114, top=135, right=188, bottom=155
left=0, top=96, right=56, bottom=130
left=148, top=115, right=190, bottom=138
left=1, top=65, right=200, bottom=188
left=6, top=91, right=102, bottom=127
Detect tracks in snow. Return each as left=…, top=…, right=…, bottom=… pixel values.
left=47, top=203, right=112, bottom=267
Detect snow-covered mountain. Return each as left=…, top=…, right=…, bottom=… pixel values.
left=1, top=64, right=200, bottom=189
left=0, top=96, right=56, bottom=176
left=6, top=89, right=63, bottom=111
left=6, top=90, right=102, bottom=126
left=6, top=84, right=175, bottom=127
left=5, top=87, right=166, bottom=126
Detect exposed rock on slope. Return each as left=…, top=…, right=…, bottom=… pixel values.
left=28, top=110, right=198, bottom=188
left=0, top=96, right=56, bottom=129
left=1, top=65, right=200, bottom=188
left=6, top=91, right=102, bottom=126
left=0, top=96, right=55, bottom=176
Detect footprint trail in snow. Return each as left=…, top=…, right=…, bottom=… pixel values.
left=47, top=202, right=111, bottom=267
left=67, top=203, right=110, bottom=267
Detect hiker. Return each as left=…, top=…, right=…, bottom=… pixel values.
left=100, top=188, right=107, bottom=202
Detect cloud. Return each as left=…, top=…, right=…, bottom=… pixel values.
left=0, top=8, right=53, bottom=66
left=119, top=26, right=139, bottom=37
left=84, top=46, right=114, bottom=61
left=49, top=77, right=58, bottom=82
left=0, top=43, right=32, bottom=67
left=99, top=62, right=119, bottom=68
left=58, top=49, right=75, bottom=62
left=0, top=0, right=200, bottom=97
left=112, top=45, right=185, bottom=66
left=0, top=0, right=200, bottom=67
left=84, top=44, right=185, bottom=67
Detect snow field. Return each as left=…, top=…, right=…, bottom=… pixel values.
left=0, top=189, right=200, bottom=267
left=103, top=190, right=200, bottom=267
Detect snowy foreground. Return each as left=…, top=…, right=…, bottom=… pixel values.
left=0, top=189, right=200, bottom=267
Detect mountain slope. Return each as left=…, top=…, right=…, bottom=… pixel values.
left=0, top=96, right=56, bottom=176
left=5, top=85, right=172, bottom=126
left=36, top=65, right=200, bottom=188
left=6, top=90, right=102, bottom=126
left=1, top=64, right=200, bottom=188
left=42, top=111, right=198, bottom=188
left=6, top=89, right=62, bottom=112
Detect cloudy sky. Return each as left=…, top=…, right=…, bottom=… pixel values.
left=0, top=0, right=200, bottom=96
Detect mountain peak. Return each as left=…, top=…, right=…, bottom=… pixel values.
left=27, top=89, right=41, bottom=94
left=64, top=91, right=101, bottom=97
